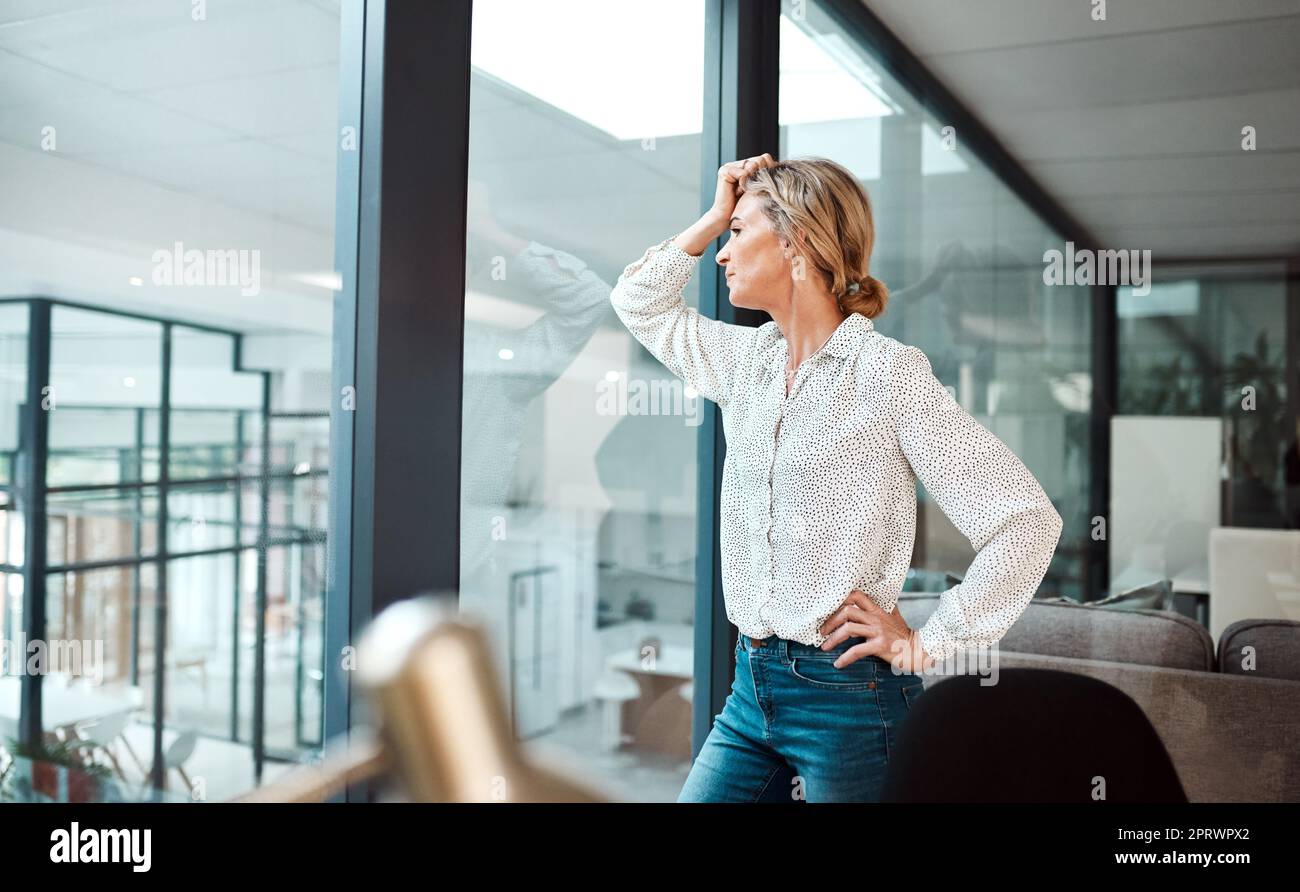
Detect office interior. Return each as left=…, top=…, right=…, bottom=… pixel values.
left=0, top=0, right=1296, bottom=803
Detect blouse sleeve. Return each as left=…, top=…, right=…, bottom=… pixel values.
left=888, top=344, right=1064, bottom=663
left=609, top=237, right=759, bottom=410
left=492, top=240, right=613, bottom=392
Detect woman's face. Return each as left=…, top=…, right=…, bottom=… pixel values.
left=716, top=190, right=791, bottom=312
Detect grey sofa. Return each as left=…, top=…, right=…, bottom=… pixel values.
left=895, top=594, right=1300, bottom=803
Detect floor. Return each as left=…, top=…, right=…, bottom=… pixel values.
left=528, top=701, right=692, bottom=803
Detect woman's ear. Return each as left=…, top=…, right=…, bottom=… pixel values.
left=783, top=227, right=810, bottom=258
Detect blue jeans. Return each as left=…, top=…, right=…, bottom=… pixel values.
left=677, top=633, right=926, bottom=802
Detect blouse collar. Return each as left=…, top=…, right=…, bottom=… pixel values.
left=821, top=312, right=874, bottom=359
left=761, top=312, right=874, bottom=381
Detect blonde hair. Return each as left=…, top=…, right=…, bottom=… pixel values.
left=741, top=156, right=888, bottom=319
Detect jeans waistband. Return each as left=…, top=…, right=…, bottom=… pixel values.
left=739, top=633, right=887, bottom=663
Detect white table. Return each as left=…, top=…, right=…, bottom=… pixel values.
left=0, top=676, right=138, bottom=743
left=603, top=646, right=694, bottom=759
left=605, top=644, right=693, bottom=679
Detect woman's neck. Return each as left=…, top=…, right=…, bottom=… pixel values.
left=773, top=292, right=848, bottom=369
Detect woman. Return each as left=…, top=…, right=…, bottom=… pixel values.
left=609, top=154, right=1063, bottom=803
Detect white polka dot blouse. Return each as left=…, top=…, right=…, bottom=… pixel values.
left=609, top=236, right=1064, bottom=663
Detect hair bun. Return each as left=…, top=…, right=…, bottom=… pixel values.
left=840, top=273, right=888, bottom=317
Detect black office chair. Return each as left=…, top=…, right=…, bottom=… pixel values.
left=881, top=668, right=1188, bottom=802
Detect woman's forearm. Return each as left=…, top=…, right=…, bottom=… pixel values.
left=673, top=211, right=729, bottom=258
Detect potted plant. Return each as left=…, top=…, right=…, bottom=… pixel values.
left=4, top=736, right=114, bottom=802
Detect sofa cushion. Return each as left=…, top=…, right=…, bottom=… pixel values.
left=1216, top=619, right=1300, bottom=682
left=1087, top=578, right=1174, bottom=611
left=897, top=593, right=1216, bottom=671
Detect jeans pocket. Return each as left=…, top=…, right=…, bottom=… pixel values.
left=788, top=656, right=877, bottom=691
left=901, top=681, right=925, bottom=708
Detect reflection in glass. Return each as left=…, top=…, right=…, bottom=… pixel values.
left=461, top=0, right=706, bottom=801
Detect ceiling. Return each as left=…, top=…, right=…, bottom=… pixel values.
left=0, top=0, right=342, bottom=335
left=0, top=0, right=340, bottom=232
left=1, top=0, right=1294, bottom=345
left=864, top=0, right=1300, bottom=260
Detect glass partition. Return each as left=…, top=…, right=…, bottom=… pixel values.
left=0, top=0, right=343, bottom=800
left=1114, top=262, right=1294, bottom=628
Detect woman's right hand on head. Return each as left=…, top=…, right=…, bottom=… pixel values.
left=673, top=153, right=778, bottom=257
left=708, top=154, right=777, bottom=229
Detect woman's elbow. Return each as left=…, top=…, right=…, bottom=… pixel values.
left=1035, top=499, right=1064, bottom=559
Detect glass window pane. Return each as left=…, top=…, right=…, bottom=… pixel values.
left=47, top=487, right=160, bottom=566
left=460, top=0, right=707, bottom=801
left=1114, top=262, right=1293, bottom=628
left=1, top=571, right=20, bottom=671
left=0, top=304, right=26, bottom=489
left=45, top=568, right=139, bottom=686
left=1, top=489, right=21, bottom=572
left=169, top=328, right=262, bottom=483
left=261, top=541, right=325, bottom=754
left=168, top=482, right=242, bottom=553
left=0, top=0, right=344, bottom=796
left=163, top=554, right=236, bottom=741
left=780, top=0, right=1091, bottom=600
left=48, top=307, right=162, bottom=489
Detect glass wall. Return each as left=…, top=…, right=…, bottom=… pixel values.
left=0, top=305, right=27, bottom=671
left=779, top=0, right=1093, bottom=600
left=0, top=0, right=342, bottom=799
left=1113, top=262, right=1294, bottom=628
left=460, top=0, right=707, bottom=801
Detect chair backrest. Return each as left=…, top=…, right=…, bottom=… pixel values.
left=896, top=594, right=1215, bottom=670
left=1208, top=526, right=1300, bottom=643
left=881, top=669, right=1187, bottom=802
left=78, top=710, right=131, bottom=746
left=164, top=730, right=199, bottom=767
left=1216, top=619, right=1300, bottom=682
